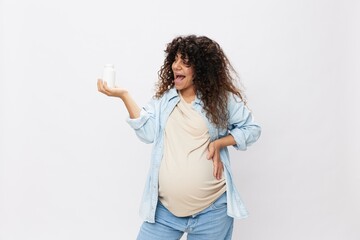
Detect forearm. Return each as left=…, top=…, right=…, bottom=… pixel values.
left=214, top=134, right=236, bottom=149
left=120, top=92, right=141, bottom=119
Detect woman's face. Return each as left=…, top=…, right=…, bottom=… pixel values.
left=172, top=53, right=195, bottom=96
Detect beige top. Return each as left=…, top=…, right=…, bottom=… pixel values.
left=158, top=94, right=226, bottom=217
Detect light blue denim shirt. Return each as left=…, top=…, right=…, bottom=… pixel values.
left=126, top=88, right=261, bottom=223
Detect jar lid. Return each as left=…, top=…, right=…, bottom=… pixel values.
left=104, top=64, right=114, bottom=68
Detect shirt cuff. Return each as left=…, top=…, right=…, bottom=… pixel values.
left=126, top=110, right=151, bottom=130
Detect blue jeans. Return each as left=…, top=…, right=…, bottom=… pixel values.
left=137, top=192, right=234, bottom=240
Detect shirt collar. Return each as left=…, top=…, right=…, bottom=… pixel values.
left=167, top=88, right=179, bottom=101
left=167, top=88, right=202, bottom=105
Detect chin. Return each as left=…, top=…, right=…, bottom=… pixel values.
left=174, top=85, right=182, bottom=90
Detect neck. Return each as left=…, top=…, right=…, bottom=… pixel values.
left=179, top=89, right=196, bottom=104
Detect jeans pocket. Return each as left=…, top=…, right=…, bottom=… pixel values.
left=211, top=193, right=227, bottom=210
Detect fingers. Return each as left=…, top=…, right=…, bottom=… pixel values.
left=97, top=79, right=105, bottom=93
left=210, top=152, right=223, bottom=180
left=97, top=79, right=112, bottom=96
left=207, top=142, right=215, bottom=159
left=208, top=141, right=223, bottom=180
left=97, top=79, right=102, bottom=91
left=207, top=148, right=214, bottom=160
left=213, top=160, right=223, bottom=180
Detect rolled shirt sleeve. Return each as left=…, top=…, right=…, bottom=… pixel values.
left=227, top=95, right=261, bottom=150
left=126, top=100, right=157, bottom=144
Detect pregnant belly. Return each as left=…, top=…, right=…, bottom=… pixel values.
left=158, top=157, right=226, bottom=216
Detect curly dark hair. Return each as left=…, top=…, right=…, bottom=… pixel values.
left=155, top=35, right=246, bottom=129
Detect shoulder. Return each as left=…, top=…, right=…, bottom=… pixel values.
left=158, top=88, right=179, bottom=103
left=227, top=92, right=245, bottom=109
left=147, top=88, right=178, bottom=107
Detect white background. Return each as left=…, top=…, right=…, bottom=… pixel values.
left=1, top=0, right=359, bottom=239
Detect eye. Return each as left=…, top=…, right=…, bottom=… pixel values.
left=182, top=58, right=191, bottom=67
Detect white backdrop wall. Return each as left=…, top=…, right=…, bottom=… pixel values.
left=1, top=0, right=359, bottom=239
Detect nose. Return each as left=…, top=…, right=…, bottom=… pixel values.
left=172, top=59, right=182, bottom=70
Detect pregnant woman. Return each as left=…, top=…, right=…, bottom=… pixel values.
left=97, top=34, right=261, bottom=240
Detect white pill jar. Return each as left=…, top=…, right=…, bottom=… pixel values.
left=102, top=64, right=116, bottom=88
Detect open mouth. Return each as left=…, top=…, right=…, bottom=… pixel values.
left=174, top=74, right=185, bottom=83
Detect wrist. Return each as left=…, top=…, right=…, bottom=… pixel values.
left=214, top=139, right=222, bottom=150
left=119, top=91, right=129, bottom=100
left=213, top=135, right=236, bottom=149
